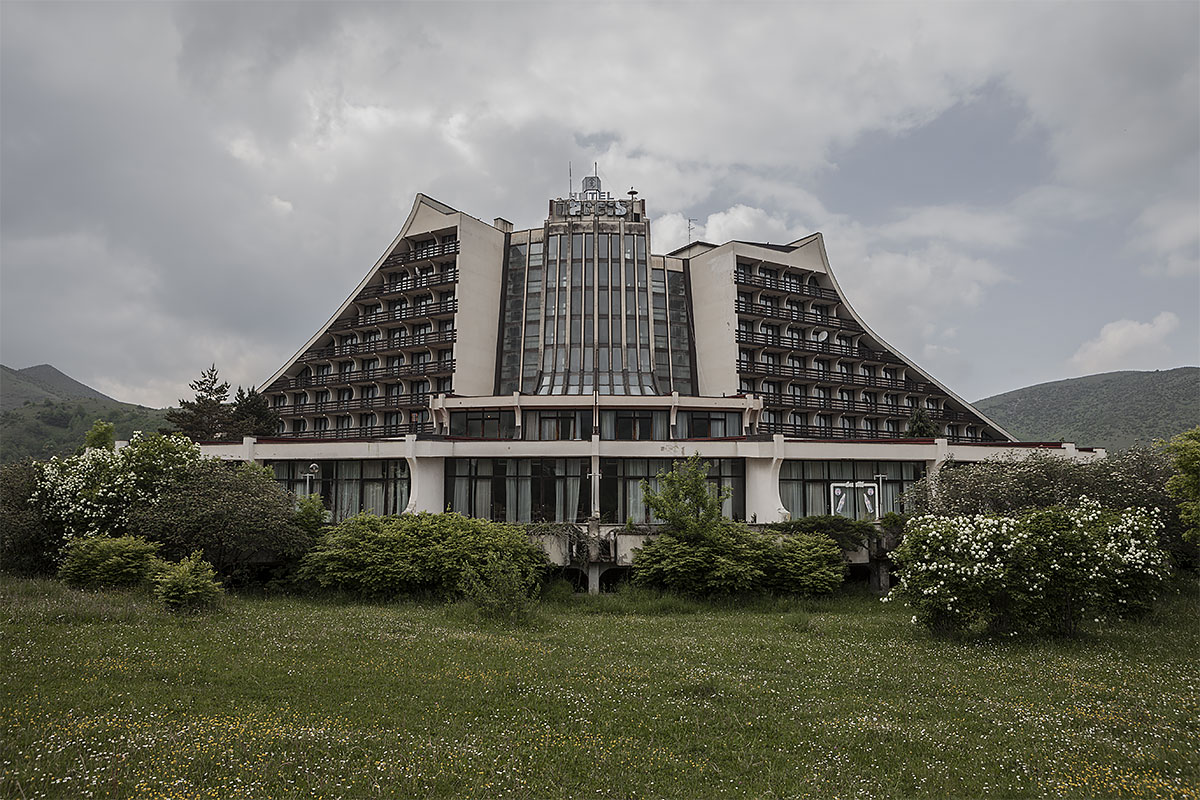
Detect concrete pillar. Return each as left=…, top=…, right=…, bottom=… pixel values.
left=587, top=563, right=601, bottom=595
left=405, top=455, right=444, bottom=513
left=743, top=435, right=787, bottom=523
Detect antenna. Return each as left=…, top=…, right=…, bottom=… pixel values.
left=568, top=162, right=572, bottom=197
left=688, top=218, right=697, bottom=243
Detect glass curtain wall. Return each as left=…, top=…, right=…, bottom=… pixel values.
left=599, top=458, right=745, bottom=523
left=268, top=460, right=410, bottom=522
left=445, top=458, right=590, bottom=522
left=778, top=460, right=924, bottom=520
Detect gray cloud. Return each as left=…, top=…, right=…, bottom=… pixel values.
left=1, top=1, right=1196, bottom=407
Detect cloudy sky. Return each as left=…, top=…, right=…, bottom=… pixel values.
left=2, top=1, right=1197, bottom=409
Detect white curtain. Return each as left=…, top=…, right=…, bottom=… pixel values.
left=562, top=460, right=582, bottom=521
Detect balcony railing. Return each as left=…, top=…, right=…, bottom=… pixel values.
left=737, top=359, right=926, bottom=391
left=755, top=392, right=977, bottom=422
left=269, top=422, right=435, bottom=440
left=330, top=299, right=458, bottom=331
left=357, top=268, right=459, bottom=300
left=735, top=330, right=902, bottom=364
left=735, top=272, right=839, bottom=300
left=278, top=394, right=436, bottom=415
left=277, top=361, right=455, bottom=390
left=379, top=240, right=459, bottom=269
left=299, top=330, right=457, bottom=362
left=735, top=300, right=863, bottom=332
left=757, top=421, right=912, bottom=440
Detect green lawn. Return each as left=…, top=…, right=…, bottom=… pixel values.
left=2, top=577, right=1197, bottom=800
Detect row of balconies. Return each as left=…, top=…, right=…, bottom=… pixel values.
left=379, top=240, right=460, bottom=270
left=330, top=299, right=458, bottom=331
left=734, top=330, right=902, bottom=364
left=736, top=359, right=932, bottom=392
left=756, top=421, right=987, bottom=443
left=268, top=422, right=436, bottom=440
left=275, top=360, right=455, bottom=390
left=754, top=393, right=976, bottom=422
left=357, top=267, right=459, bottom=301
left=734, top=300, right=863, bottom=332
left=299, top=331, right=458, bottom=362
left=734, top=270, right=840, bottom=301
left=274, top=394, right=436, bottom=415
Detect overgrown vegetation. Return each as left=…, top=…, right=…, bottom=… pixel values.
left=1161, top=426, right=1200, bottom=545
left=906, top=446, right=1197, bottom=569
left=298, top=512, right=547, bottom=606
left=57, top=535, right=160, bottom=590
left=889, top=500, right=1170, bottom=637
left=152, top=551, right=224, bottom=612
left=632, top=455, right=846, bottom=597
left=3, top=573, right=1195, bottom=799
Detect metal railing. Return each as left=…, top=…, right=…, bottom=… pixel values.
left=299, top=330, right=457, bottom=362
left=357, top=268, right=459, bottom=300
left=276, top=362, right=454, bottom=389
left=330, top=299, right=458, bottom=331
left=735, top=330, right=901, bottom=363
left=735, top=272, right=839, bottom=300
left=268, top=422, right=435, bottom=440
left=736, top=359, right=925, bottom=391
left=379, top=240, right=459, bottom=269
left=734, top=300, right=864, bottom=332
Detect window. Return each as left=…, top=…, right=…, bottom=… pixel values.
left=676, top=410, right=742, bottom=438
left=522, top=409, right=593, bottom=441
left=449, top=409, right=517, bottom=439
left=599, top=409, right=669, bottom=441
left=778, top=460, right=923, bottom=520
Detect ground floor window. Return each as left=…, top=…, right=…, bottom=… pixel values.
left=599, top=458, right=744, bottom=524
left=267, top=460, right=410, bottom=522
left=778, top=460, right=923, bottom=521
left=445, top=458, right=589, bottom=522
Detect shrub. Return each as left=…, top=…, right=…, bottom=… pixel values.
left=889, top=499, right=1170, bottom=637
left=756, top=532, right=845, bottom=596
left=767, top=515, right=876, bottom=552
left=58, top=536, right=160, bottom=589
left=154, top=551, right=224, bottom=612
left=633, top=521, right=765, bottom=597
left=129, top=460, right=313, bottom=584
left=459, top=555, right=542, bottom=623
left=298, top=512, right=547, bottom=601
left=1161, top=427, right=1200, bottom=546
left=0, top=460, right=60, bottom=576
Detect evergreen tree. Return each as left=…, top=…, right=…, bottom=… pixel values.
left=904, top=407, right=940, bottom=438
left=229, top=387, right=280, bottom=438
left=165, top=365, right=230, bottom=441
left=83, top=419, right=116, bottom=451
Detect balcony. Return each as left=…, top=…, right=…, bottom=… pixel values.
left=299, top=330, right=457, bottom=362
left=735, top=300, right=863, bottom=332
left=357, top=268, right=459, bottom=301
left=735, top=330, right=901, bottom=364
left=755, top=392, right=977, bottom=422
left=280, top=394, right=434, bottom=415
left=757, top=421, right=988, bottom=443
left=330, top=299, right=458, bottom=331
left=735, top=272, right=839, bottom=300
left=379, top=240, right=460, bottom=269
left=277, top=361, right=455, bottom=390
left=737, top=359, right=931, bottom=392
left=268, top=422, right=435, bottom=440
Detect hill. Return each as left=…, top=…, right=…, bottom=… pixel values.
left=1, top=364, right=170, bottom=463
left=975, top=367, right=1199, bottom=451
left=1, top=364, right=116, bottom=411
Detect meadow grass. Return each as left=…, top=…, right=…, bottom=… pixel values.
left=2, top=575, right=1197, bottom=799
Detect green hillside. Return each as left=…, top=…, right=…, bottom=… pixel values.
left=1, top=364, right=170, bottom=463
left=975, top=367, right=1199, bottom=451
left=0, top=397, right=171, bottom=463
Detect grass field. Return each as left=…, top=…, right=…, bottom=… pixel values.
left=2, top=576, right=1197, bottom=800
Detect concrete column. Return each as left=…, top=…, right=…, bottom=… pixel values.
left=587, top=563, right=601, bottom=595
left=743, top=435, right=787, bottom=523
left=406, top=455, right=445, bottom=513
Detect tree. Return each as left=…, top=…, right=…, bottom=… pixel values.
left=128, top=459, right=313, bottom=584
left=83, top=419, right=115, bottom=451
left=904, top=407, right=940, bottom=438
left=0, top=461, right=59, bottom=576
left=1161, top=427, right=1200, bottom=545
left=641, top=453, right=730, bottom=542
left=165, top=364, right=230, bottom=441
left=229, top=386, right=280, bottom=438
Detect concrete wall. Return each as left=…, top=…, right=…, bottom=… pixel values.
left=686, top=245, right=740, bottom=395
left=452, top=214, right=506, bottom=395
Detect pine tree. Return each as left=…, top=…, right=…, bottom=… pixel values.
left=904, top=407, right=940, bottom=438
left=165, top=365, right=231, bottom=441
left=229, top=387, right=280, bottom=438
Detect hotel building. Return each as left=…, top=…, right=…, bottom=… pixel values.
left=200, top=178, right=1100, bottom=587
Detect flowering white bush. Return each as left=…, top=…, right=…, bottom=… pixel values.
left=888, top=497, right=1169, bottom=636
left=32, top=432, right=203, bottom=553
